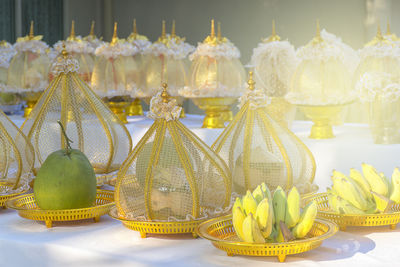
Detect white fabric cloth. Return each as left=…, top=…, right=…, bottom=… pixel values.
left=2, top=114, right=400, bottom=266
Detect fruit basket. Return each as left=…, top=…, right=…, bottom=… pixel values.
left=0, top=182, right=29, bottom=208
left=109, top=207, right=205, bottom=238
left=305, top=193, right=400, bottom=231
left=196, top=214, right=338, bottom=262
left=6, top=189, right=114, bottom=228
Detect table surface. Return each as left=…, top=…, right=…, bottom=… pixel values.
left=2, top=114, right=400, bottom=267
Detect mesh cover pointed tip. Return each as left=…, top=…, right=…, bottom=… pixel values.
left=0, top=109, right=34, bottom=192
left=115, top=86, right=232, bottom=222
left=212, top=74, right=316, bottom=195
left=21, top=50, right=132, bottom=178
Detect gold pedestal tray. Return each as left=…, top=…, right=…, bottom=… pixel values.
left=0, top=183, right=29, bottom=208
left=6, top=189, right=114, bottom=228
left=196, top=215, right=338, bottom=262
left=23, top=92, right=42, bottom=118
left=305, top=193, right=400, bottom=231
left=125, top=98, right=143, bottom=116
left=109, top=207, right=203, bottom=238
left=108, top=101, right=129, bottom=124
left=299, top=104, right=348, bottom=139
left=192, top=97, right=237, bottom=128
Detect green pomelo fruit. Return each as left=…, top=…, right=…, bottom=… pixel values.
left=33, top=148, right=97, bottom=210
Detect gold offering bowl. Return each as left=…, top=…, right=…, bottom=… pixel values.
left=196, top=215, right=338, bottom=262
left=109, top=207, right=203, bottom=238
left=6, top=189, right=114, bottom=228
left=106, top=97, right=129, bottom=124
left=298, top=103, right=350, bottom=139
left=23, top=92, right=42, bottom=118
left=125, top=98, right=143, bottom=116
left=192, top=97, right=237, bottom=128
left=304, top=193, right=400, bottom=231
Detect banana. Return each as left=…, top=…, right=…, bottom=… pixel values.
left=292, top=201, right=317, bottom=239
left=273, top=186, right=287, bottom=228
left=390, top=168, right=400, bottom=204
left=242, top=190, right=258, bottom=216
left=232, top=206, right=246, bottom=241
left=332, top=176, right=369, bottom=211
left=252, top=185, right=265, bottom=204
left=335, top=195, right=366, bottom=214
left=233, top=197, right=243, bottom=213
left=261, top=183, right=274, bottom=224
left=327, top=190, right=340, bottom=213
left=242, top=213, right=265, bottom=243
left=285, top=187, right=300, bottom=228
left=371, top=191, right=390, bottom=213
left=349, top=168, right=373, bottom=201
left=333, top=170, right=368, bottom=202
left=255, top=198, right=273, bottom=238
left=362, top=163, right=389, bottom=197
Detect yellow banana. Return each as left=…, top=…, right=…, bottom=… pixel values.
left=242, top=190, right=258, bottom=216
left=390, top=168, right=400, bottom=204
left=261, top=182, right=274, bottom=224
left=371, top=191, right=390, bottom=213
left=273, top=186, right=287, bottom=227
left=232, top=206, right=246, bottom=241
left=233, top=197, right=243, bottom=213
left=285, top=187, right=300, bottom=228
left=362, top=163, right=389, bottom=197
left=252, top=185, right=265, bottom=204
left=292, top=201, right=317, bottom=239
left=333, top=170, right=369, bottom=202
left=336, top=195, right=366, bottom=214
left=332, top=176, right=368, bottom=210
left=255, top=198, right=273, bottom=238
left=242, top=213, right=265, bottom=243
left=349, top=168, right=373, bottom=201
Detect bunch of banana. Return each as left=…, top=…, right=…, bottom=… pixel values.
left=327, top=163, right=400, bottom=215
left=232, top=182, right=317, bottom=243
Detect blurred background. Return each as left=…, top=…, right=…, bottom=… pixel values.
left=1, top=0, right=399, bottom=113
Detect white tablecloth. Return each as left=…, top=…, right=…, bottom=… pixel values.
left=2, top=114, right=400, bottom=267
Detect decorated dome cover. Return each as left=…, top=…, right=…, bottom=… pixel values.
left=143, top=20, right=194, bottom=97
left=0, top=108, right=34, bottom=193
left=7, top=21, right=50, bottom=93
left=21, top=47, right=132, bottom=181
left=286, top=21, right=355, bottom=105
left=115, top=83, right=231, bottom=222
left=212, top=72, right=316, bottom=195
left=0, top=41, right=15, bottom=89
left=180, top=20, right=245, bottom=98
left=127, top=19, right=151, bottom=52
left=83, top=21, right=103, bottom=50
left=91, top=23, right=140, bottom=98
left=53, top=21, right=95, bottom=82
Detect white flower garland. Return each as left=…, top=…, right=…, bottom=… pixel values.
left=129, top=39, right=152, bottom=53
left=296, top=35, right=345, bottom=63
left=189, top=40, right=241, bottom=60
left=143, top=37, right=194, bottom=60
left=95, top=41, right=139, bottom=59
left=0, top=42, right=15, bottom=68
left=358, top=42, right=400, bottom=59
left=148, top=90, right=182, bottom=121
left=50, top=55, right=80, bottom=76
left=238, top=87, right=270, bottom=110
left=54, top=37, right=94, bottom=54
left=14, top=39, right=48, bottom=54
left=356, top=71, right=400, bottom=102
left=179, top=84, right=244, bottom=98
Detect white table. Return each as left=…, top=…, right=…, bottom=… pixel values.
left=2, top=114, right=400, bottom=267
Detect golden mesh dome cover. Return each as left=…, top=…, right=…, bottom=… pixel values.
left=143, top=21, right=194, bottom=97
left=21, top=48, right=132, bottom=177
left=115, top=84, right=231, bottom=221
left=7, top=22, right=50, bottom=93
left=212, top=72, right=316, bottom=195
left=0, top=108, right=34, bottom=191
left=53, top=21, right=95, bottom=83
left=180, top=20, right=245, bottom=98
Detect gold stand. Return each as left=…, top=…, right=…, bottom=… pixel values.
left=23, top=92, right=42, bottom=118
left=108, top=101, right=129, bottom=124
left=192, top=97, right=237, bottom=129
left=299, top=104, right=346, bottom=139
left=125, top=98, right=143, bottom=116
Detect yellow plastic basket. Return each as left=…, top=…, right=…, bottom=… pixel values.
left=196, top=215, right=338, bottom=262
left=6, top=189, right=114, bottom=228
left=109, top=207, right=205, bottom=238
left=305, top=193, right=400, bottom=231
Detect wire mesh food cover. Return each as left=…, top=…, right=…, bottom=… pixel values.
left=0, top=108, right=34, bottom=192
left=286, top=23, right=354, bottom=106
left=7, top=22, right=50, bottom=93
left=53, top=21, right=95, bottom=83
left=21, top=48, right=132, bottom=177
left=91, top=23, right=140, bottom=98
left=180, top=20, right=245, bottom=98
left=115, top=84, right=232, bottom=222
left=212, top=72, right=316, bottom=195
